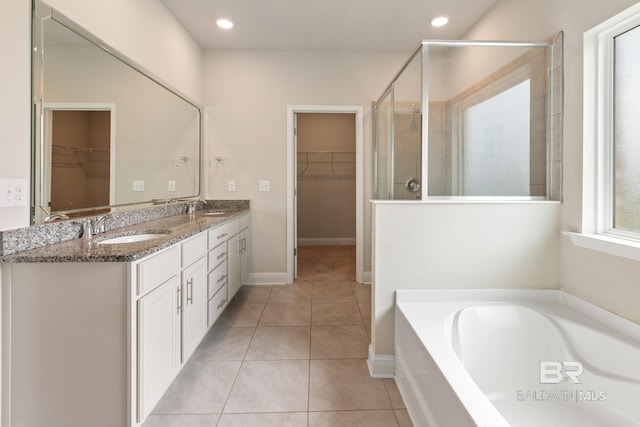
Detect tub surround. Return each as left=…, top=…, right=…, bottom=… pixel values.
left=0, top=199, right=249, bottom=261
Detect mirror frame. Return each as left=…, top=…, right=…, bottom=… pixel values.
left=31, top=0, right=202, bottom=224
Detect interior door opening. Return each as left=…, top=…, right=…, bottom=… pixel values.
left=287, top=105, right=364, bottom=285
left=295, top=112, right=356, bottom=281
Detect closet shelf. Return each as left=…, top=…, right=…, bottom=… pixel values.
left=52, top=143, right=109, bottom=153
left=297, top=150, right=355, bottom=180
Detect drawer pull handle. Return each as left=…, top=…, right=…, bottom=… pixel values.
left=217, top=232, right=228, bottom=239
left=177, top=287, right=182, bottom=314
left=217, top=274, right=227, bottom=283
left=216, top=298, right=227, bottom=309
left=186, top=279, right=193, bottom=304
left=216, top=251, right=227, bottom=260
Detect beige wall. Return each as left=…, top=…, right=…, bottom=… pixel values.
left=202, top=50, right=410, bottom=280
left=466, top=0, right=640, bottom=322
left=297, top=113, right=356, bottom=242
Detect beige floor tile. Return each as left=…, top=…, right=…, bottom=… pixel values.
left=245, top=326, right=310, bottom=360
left=312, top=302, right=363, bottom=326
left=312, top=285, right=356, bottom=304
left=395, top=409, right=414, bottom=427
left=309, top=410, right=398, bottom=427
left=313, top=279, right=356, bottom=287
left=233, top=285, right=273, bottom=304
left=352, top=283, right=372, bottom=304
left=309, top=359, right=392, bottom=411
left=268, top=283, right=312, bottom=304
left=357, top=301, right=371, bottom=322
left=384, top=379, right=406, bottom=409
left=224, top=360, right=309, bottom=413
left=191, top=327, right=254, bottom=361
left=217, top=412, right=307, bottom=427
left=310, top=325, right=369, bottom=359
left=142, top=414, right=219, bottom=427
left=297, top=246, right=355, bottom=281
left=259, top=303, right=311, bottom=326
left=153, top=360, right=241, bottom=414
left=216, top=303, right=265, bottom=327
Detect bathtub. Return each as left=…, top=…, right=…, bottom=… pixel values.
left=394, top=290, right=640, bottom=427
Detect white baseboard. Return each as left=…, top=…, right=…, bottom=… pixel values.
left=367, top=344, right=395, bottom=378
left=246, top=273, right=288, bottom=285
left=297, top=238, right=356, bottom=246
left=362, top=271, right=372, bottom=284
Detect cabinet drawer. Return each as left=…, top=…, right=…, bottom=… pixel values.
left=208, top=283, right=228, bottom=326
left=208, top=223, right=230, bottom=249
left=208, top=242, right=228, bottom=271
left=207, top=260, right=227, bottom=299
left=240, top=213, right=250, bottom=230
left=138, top=246, right=181, bottom=295
left=229, top=218, right=240, bottom=236
left=182, top=233, right=207, bottom=267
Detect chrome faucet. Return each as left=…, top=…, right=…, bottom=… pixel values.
left=91, top=214, right=111, bottom=235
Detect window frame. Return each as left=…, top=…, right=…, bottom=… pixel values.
left=574, top=3, right=640, bottom=260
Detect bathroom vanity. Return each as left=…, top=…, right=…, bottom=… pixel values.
left=0, top=206, right=250, bottom=427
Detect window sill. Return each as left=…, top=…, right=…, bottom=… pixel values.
left=564, top=231, right=640, bottom=262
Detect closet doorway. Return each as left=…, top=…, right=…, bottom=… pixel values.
left=286, top=105, right=364, bottom=284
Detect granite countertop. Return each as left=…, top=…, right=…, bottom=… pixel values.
left=0, top=208, right=248, bottom=263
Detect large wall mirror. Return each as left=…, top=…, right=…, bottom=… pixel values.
left=32, top=0, right=201, bottom=223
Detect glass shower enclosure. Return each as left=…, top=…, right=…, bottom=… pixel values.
left=373, top=34, right=563, bottom=200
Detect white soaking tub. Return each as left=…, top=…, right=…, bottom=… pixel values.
left=394, top=290, right=640, bottom=427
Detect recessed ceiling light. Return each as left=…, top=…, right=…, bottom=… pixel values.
left=431, top=16, right=449, bottom=27
left=216, top=18, right=234, bottom=30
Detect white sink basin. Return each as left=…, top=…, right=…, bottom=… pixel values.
left=98, top=233, right=168, bottom=245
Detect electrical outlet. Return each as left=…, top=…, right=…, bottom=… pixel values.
left=168, top=180, right=176, bottom=192
left=0, top=179, right=28, bottom=207
left=258, top=180, right=270, bottom=192
left=228, top=180, right=236, bottom=192
left=133, top=180, right=145, bottom=192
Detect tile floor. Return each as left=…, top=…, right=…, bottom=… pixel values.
left=143, top=246, right=412, bottom=427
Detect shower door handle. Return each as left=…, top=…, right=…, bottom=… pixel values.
left=405, top=178, right=421, bottom=193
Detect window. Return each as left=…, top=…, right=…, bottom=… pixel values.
left=612, top=25, right=640, bottom=235
left=576, top=3, right=640, bottom=259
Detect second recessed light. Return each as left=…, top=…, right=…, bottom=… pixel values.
left=216, top=18, right=234, bottom=29
left=431, top=16, right=449, bottom=27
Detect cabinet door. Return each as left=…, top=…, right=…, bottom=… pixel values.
left=182, top=257, right=208, bottom=362
left=240, top=228, right=250, bottom=285
left=138, top=275, right=181, bottom=422
left=227, top=234, right=240, bottom=299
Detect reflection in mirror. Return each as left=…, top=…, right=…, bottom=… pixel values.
left=32, top=1, right=201, bottom=223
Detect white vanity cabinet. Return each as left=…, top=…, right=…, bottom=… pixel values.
left=239, top=213, right=251, bottom=285
left=136, top=232, right=208, bottom=422
left=1, top=212, right=250, bottom=427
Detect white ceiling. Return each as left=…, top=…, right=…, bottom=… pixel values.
left=160, top=0, right=502, bottom=51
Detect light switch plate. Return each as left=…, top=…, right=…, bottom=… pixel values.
left=258, top=180, right=270, bottom=192
left=228, top=180, right=236, bottom=192
left=133, top=180, right=145, bottom=192
left=168, top=180, right=176, bottom=192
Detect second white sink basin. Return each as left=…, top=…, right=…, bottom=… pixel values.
left=98, top=232, right=169, bottom=245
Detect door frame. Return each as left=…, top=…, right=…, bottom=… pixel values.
left=286, top=105, right=364, bottom=284
left=40, top=102, right=117, bottom=216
